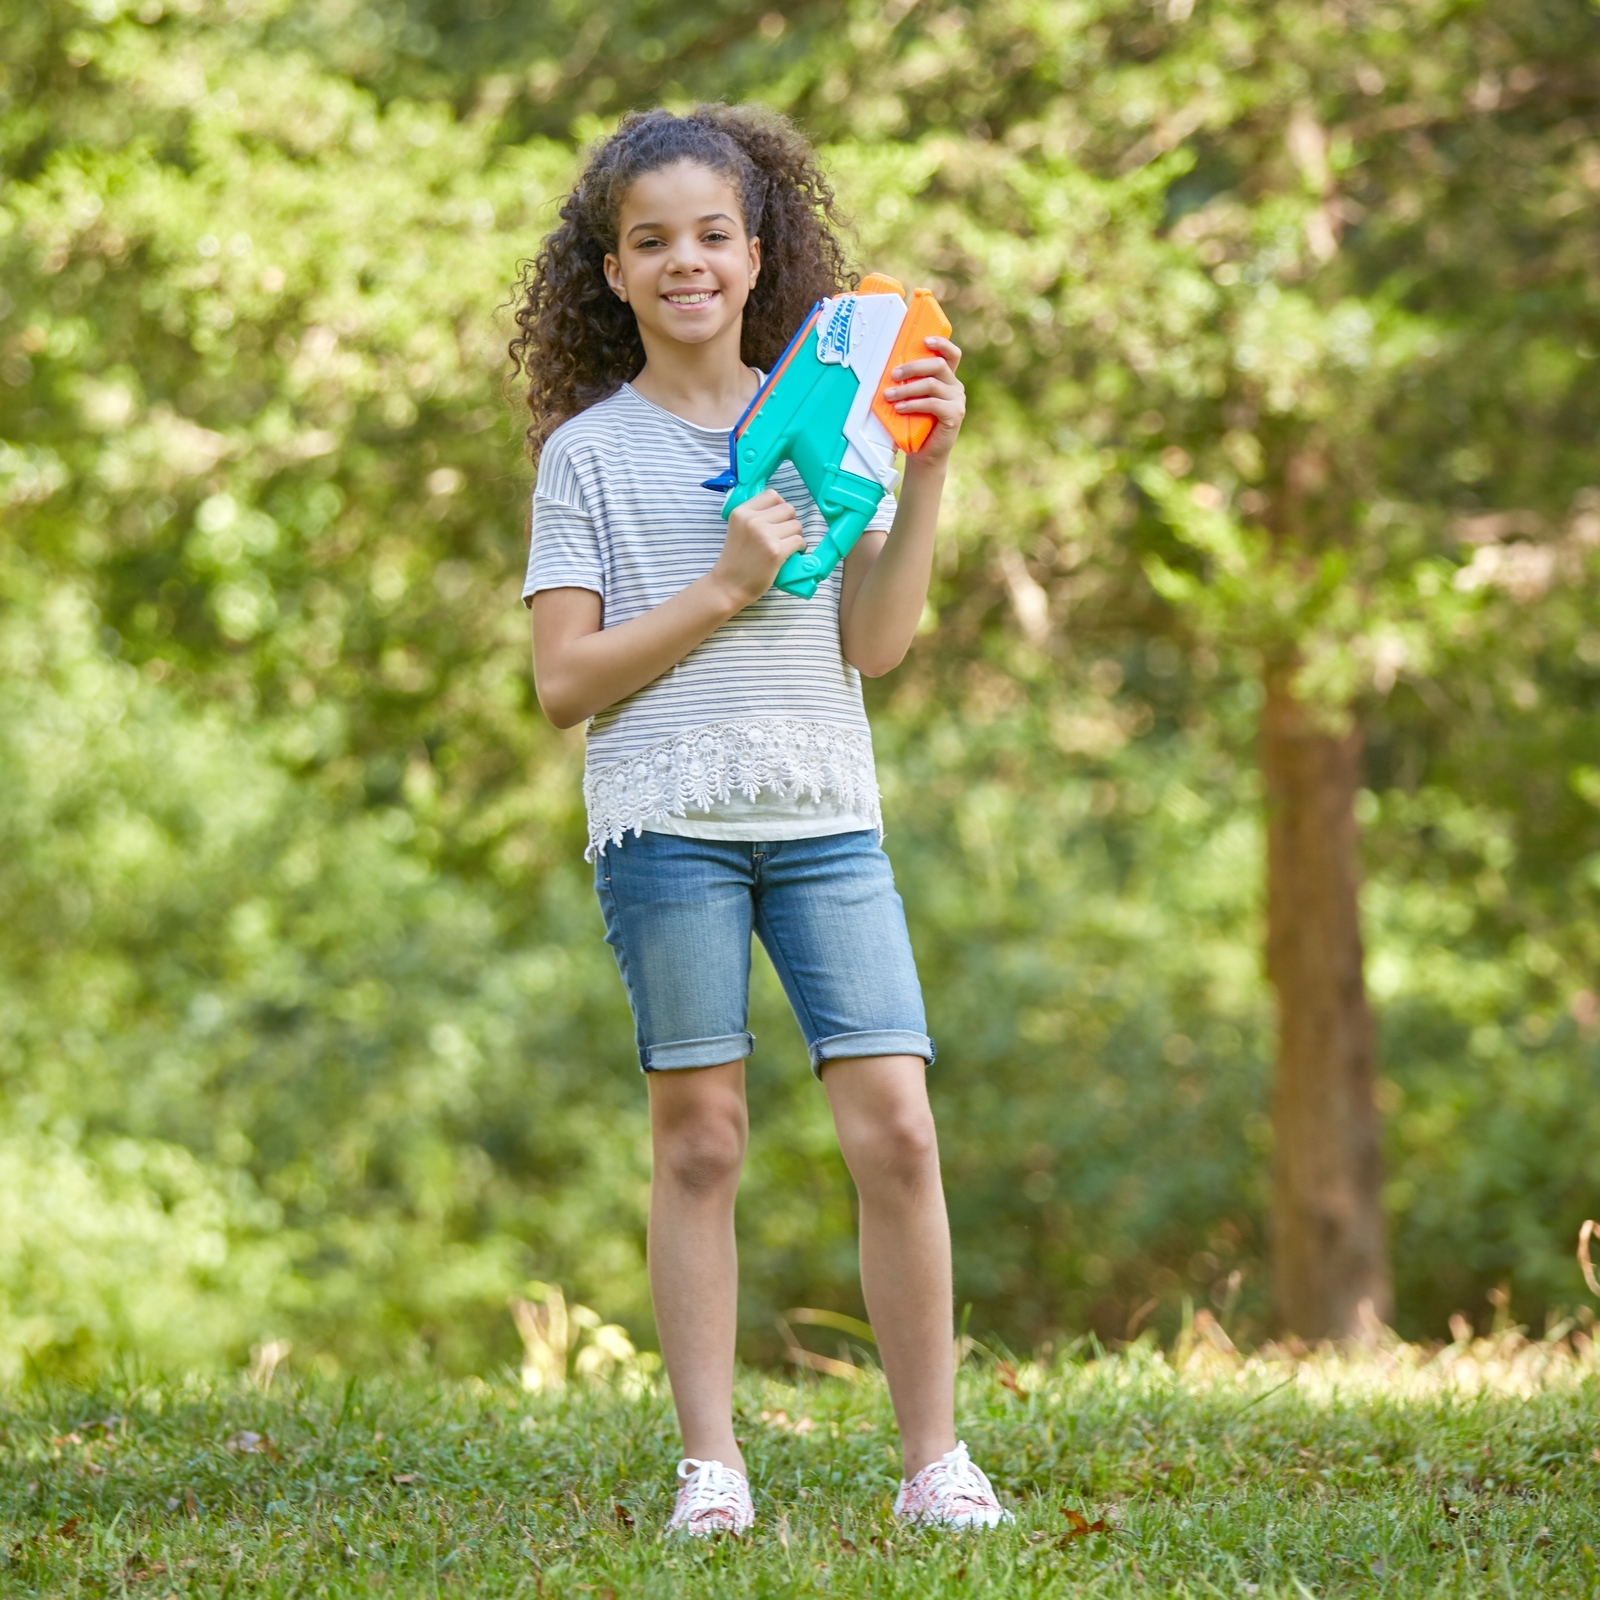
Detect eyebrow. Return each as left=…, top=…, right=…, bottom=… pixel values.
left=627, top=212, right=737, bottom=236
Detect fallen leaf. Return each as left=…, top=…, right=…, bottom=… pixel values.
left=1061, top=1507, right=1109, bottom=1541
left=55, top=1517, right=83, bottom=1539
left=613, top=1502, right=634, bottom=1529
left=831, top=1522, right=858, bottom=1553
left=224, top=1431, right=268, bottom=1454
left=184, top=1487, right=200, bottom=1519
left=996, top=1360, right=1029, bottom=1400
left=390, top=1472, right=420, bottom=1486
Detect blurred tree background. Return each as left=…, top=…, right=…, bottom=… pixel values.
left=4, top=0, right=1600, bottom=1380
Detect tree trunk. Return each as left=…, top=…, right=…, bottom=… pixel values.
left=1262, top=664, right=1392, bottom=1339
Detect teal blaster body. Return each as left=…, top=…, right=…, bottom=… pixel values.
left=702, top=279, right=950, bottom=600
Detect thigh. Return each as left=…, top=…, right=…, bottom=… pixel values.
left=596, top=833, right=755, bottom=1071
left=751, top=832, right=933, bottom=1074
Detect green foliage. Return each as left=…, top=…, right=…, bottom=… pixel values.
left=5, top=1343, right=1600, bottom=1595
left=4, top=0, right=1600, bottom=1378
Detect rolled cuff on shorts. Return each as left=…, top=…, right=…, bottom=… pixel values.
left=809, top=1029, right=936, bottom=1076
left=642, top=1031, right=756, bottom=1073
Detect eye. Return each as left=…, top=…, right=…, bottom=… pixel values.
left=703, top=230, right=732, bottom=244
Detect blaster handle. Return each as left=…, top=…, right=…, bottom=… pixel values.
left=871, top=289, right=954, bottom=455
left=773, top=505, right=877, bottom=599
left=723, top=476, right=875, bottom=600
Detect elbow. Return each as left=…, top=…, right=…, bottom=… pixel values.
left=847, top=646, right=909, bottom=680
left=536, top=678, right=587, bottom=730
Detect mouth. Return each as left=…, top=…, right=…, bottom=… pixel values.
left=663, top=290, right=719, bottom=307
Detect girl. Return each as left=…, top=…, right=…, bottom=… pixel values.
left=509, top=105, right=1009, bottom=1536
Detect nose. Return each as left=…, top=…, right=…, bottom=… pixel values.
left=664, top=236, right=707, bottom=275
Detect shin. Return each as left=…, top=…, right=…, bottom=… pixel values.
left=648, top=1059, right=749, bottom=1472
left=823, top=1054, right=956, bottom=1478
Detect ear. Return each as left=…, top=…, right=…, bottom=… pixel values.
left=602, top=251, right=629, bottom=303
left=747, top=234, right=761, bottom=289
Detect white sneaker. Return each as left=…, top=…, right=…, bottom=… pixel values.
left=893, top=1441, right=1013, bottom=1529
left=665, top=1457, right=755, bottom=1537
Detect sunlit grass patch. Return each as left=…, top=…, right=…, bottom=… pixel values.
left=2, top=1330, right=1598, bottom=1596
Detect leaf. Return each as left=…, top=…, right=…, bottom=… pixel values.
left=1061, top=1507, right=1109, bottom=1541
left=784, top=1307, right=877, bottom=1345
left=996, top=1360, right=1029, bottom=1400
left=390, top=1472, right=421, bottom=1486
left=1578, top=1220, right=1600, bottom=1298
left=774, top=1316, right=861, bottom=1380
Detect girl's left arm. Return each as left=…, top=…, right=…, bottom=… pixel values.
left=837, top=336, right=965, bottom=678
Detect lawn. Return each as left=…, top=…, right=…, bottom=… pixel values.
left=3, top=1328, right=1598, bottom=1597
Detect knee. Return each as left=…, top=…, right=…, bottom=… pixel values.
left=849, top=1105, right=940, bottom=1194
left=657, top=1107, right=746, bottom=1196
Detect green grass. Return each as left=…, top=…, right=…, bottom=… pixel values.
left=4, top=1333, right=1599, bottom=1597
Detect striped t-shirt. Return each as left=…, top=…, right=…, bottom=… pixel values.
left=522, top=382, right=895, bottom=860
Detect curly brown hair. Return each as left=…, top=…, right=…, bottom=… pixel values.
left=507, top=104, right=853, bottom=459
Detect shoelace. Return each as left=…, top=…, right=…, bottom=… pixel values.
left=675, top=1457, right=748, bottom=1521
left=920, top=1443, right=998, bottom=1510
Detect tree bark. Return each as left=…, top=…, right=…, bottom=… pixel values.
left=1262, top=664, right=1392, bottom=1339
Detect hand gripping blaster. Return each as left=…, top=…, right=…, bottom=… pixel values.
left=701, top=274, right=953, bottom=599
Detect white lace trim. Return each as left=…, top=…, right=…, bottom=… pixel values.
left=584, top=718, right=881, bottom=860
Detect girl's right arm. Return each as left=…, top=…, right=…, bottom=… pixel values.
left=530, top=489, right=806, bottom=728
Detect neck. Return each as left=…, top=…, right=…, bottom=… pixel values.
left=629, top=320, right=758, bottom=429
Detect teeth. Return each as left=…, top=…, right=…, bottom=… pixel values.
left=666, top=291, right=715, bottom=304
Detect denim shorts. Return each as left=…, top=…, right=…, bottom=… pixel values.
left=594, top=829, right=934, bottom=1075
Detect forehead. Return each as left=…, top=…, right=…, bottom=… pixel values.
left=618, top=161, right=745, bottom=231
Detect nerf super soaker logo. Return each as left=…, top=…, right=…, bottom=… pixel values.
left=815, top=297, right=858, bottom=365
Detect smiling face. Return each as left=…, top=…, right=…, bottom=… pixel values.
left=602, top=161, right=761, bottom=355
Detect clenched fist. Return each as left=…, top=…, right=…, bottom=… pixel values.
left=711, top=488, right=807, bottom=610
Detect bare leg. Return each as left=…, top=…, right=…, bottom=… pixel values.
left=822, top=1054, right=956, bottom=1478
left=647, top=1060, right=748, bottom=1473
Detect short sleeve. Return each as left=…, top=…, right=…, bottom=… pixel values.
left=866, top=488, right=897, bottom=534
left=523, top=495, right=603, bottom=604
left=522, top=434, right=604, bottom=604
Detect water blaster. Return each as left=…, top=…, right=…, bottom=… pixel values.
left=701, top=274, right=953, bottom=599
